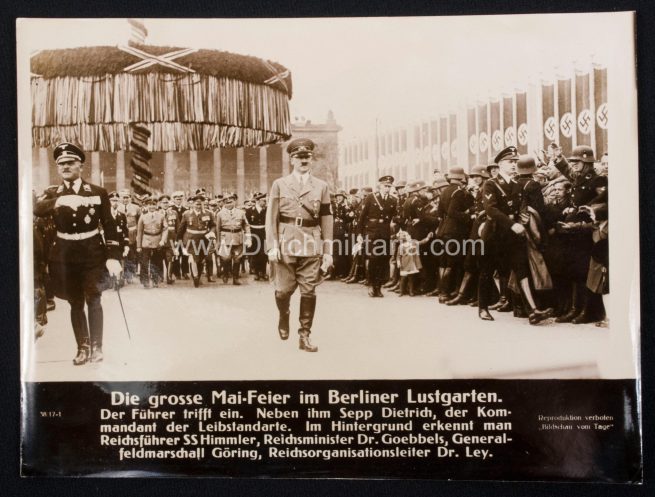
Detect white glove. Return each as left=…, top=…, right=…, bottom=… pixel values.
left=106, top=259, right=122, bottom=277
left=122, top=246, right=130, bottom=258
left=181, top=246, right=190, bottom=257
left=357, top=235, right=364, bottom=244
left=245, top=236, right=253, bottom=249
left=511, top=223, right=526, bottom=235
left=268, top=247, right=280, bottom=262
left=205, top=231, right=216, bottom=240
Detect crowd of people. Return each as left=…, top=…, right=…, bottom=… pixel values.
left=33, top=141, right=609, bottom=349
left=330, top=143, right=609, bottom=326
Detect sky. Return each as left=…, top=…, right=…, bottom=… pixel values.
left=19, top=14, right=626, bottom=140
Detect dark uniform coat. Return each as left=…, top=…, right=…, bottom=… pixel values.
left=34, top=180, right=119, bottom=300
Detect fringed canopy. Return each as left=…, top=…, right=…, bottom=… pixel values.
left=30, top=45, right=293, bottom=152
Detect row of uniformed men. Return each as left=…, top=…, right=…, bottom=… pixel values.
left=328, top=144, right=608, bottom=326
left=107, top=189, right=270, bottom=288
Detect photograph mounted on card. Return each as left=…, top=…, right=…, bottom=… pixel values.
left=17, top=14, right=641, bottom=481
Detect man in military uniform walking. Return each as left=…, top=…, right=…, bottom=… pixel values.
left=245, top=192, right=268, bottom=281
left=266, top=138, right=333, bottom=352
left=170, top=191, right=189, bottom=280
left=332, top=189, right=352, bottom=279
left=34, top=143, right=122, bottom=364
left=358, top=175, right=398, bottom=297
left=136, top=198, right=168, bottom=288
left=117, top=189, right=140, bottom=283
left=108, top=191, right=130, bottom=285
left=216, top=193, right=251, bottom=285
left=177, top=193, right=216, bottom=288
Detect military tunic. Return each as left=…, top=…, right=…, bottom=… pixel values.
left=245, top=205, right=268, bottom=276
left=266, top=173, right=333, bottom=296
left=358, top=191, right=398, bottom=287
left=34, top=179, right=119, bottom=349
left=216, top=206, right=250, bottom=262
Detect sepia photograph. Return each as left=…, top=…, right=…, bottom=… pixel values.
left=15, top=13, right=645, bottom=483
left=17, top=15, right=639, bottom=384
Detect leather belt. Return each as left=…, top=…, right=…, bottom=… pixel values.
left=221, top=228, right=242, bottom=233
left=187, top=229, right=208, bottom=235
left=128, top=226, right=137, bottom=231
left=144, top=230, right=162, bottom=236
left=368, top=218, right=388, bottom=223
left=249, top=224, right=265, bottom=229
left=279, top=215, right=319, bottom=228
left=57, top=228, right=99, bottom=241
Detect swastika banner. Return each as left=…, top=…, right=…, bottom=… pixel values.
left=594, top=65, right=608, bottom=158
left=575, top=71, right=592, bottom=146
left=557, top=77, right=574, bottom=156
left=516, top=90, right=528, bottom=154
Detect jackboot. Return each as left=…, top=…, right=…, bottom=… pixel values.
left=222, top=261, right=231, bottom=284
left=90, top=342, right=103, bottom=363
left=232, top=262, right=241, bottom=285
left=556, top=284, right=580, bottom=323
left=438, top=268, right=453, bottom=303
left=398, top=276, right=408, bottom=297
left=408, top=276, right=416, bottom=297
left=73, top=339, right=90, bottom=366
left=298, top=295, right=318, bottom=352
left=275, top=291, right=291, bottom=340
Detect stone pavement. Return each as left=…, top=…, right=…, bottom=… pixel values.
left=23, top=277, right=619, bottom=382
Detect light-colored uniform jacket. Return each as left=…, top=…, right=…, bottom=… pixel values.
left=136, top=210, right=168, bottom=249
left=266, top=174, right=333, bottom=257
left=215, top=207, right=250, bottom=246
left=117, top=202, right=141, bottom=244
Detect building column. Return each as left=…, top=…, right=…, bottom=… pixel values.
left=281, top=145, right=290, bottom=176
left=91, top=152, right=101, bottom=185
left=212, top=148, right=222, bottom=195
left=38, top=148, right=49, bottom=191
left=116, top=151, right=126, bottom=191
left=259, top=146, right=268, bottom=193
left=189, top=151, right=198, bottom=192
left=164, top=152, right=175, bottom=193
left=236, top=147, right=245, bottom=201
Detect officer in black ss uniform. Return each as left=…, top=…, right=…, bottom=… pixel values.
left=34, top=143, right=122, bottom=365
left=357, top=175, right=398, bottom=297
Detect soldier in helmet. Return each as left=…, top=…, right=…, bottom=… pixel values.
left=477, top=146, right=553, bottom=324
left=266, top=138, right=333, bottom=352
left=553, top=145, right=605, bottom=324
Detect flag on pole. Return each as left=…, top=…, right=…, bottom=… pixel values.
left=542, top=81, right=557, bottom=148
left=575, top=70, right=593, bottom=146
left=502, top=95, right=515, bottom=147
left=557, top=76, right=574, bottom=156
left=430, top=120, right=440, bottom=173
left=516, top=90, right=528, bottom=154
left=467, top=106, right=478, bottom=168
left=440, top=115, right=449, bottom=169
left=490, top=99, right=502, bottom=155
left=477, top=102, right=489, bottom=164
left=594, top=65, right=608, bottom=157
left=449, top=113, right=458, bottom=165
